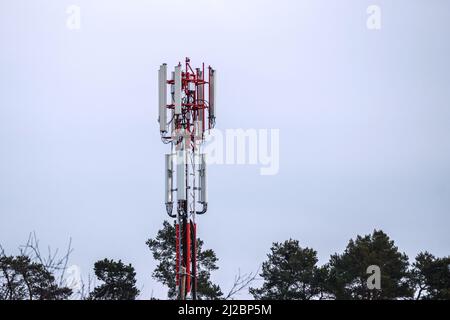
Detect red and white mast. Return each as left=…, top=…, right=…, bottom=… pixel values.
left=158, top=58, right=216, bottom=300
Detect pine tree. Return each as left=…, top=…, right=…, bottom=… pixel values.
left=249, top=239, right=329, bottom=300
left=146, top=220, right=222, bottom=299
left=327, top=230, right=413, bottom=299
left=90, top=258, right=140, bottom=300
left=411, top=252, right=450, bottom=300
left=0, top=255, right=72, bottom=300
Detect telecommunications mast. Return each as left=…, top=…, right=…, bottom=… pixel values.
left=158, top=58, right=216, bottom=300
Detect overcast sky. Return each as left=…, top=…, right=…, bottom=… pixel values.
left=1, top=0, right=449, bottom=299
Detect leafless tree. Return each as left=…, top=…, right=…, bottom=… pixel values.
left=0, top=232, right=75, bottom=300
left=19, top=232, right=73, bottom=288
left=224, top=269, right=259, bottom=300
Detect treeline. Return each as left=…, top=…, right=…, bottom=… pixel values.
left=1, top=225, right=449, bottom=300
left=248, top=231, right=449, bottom=300
left=0, top=234, right=139, bottom=300
left=147, top=222, right=450, bottom=300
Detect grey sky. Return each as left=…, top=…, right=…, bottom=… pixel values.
left=1, top=0, right=449, bottom=299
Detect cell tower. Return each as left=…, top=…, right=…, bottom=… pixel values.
left=158, top=58, right=216, bottom=300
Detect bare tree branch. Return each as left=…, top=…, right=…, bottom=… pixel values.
left=10, top=232, right=75, bottom=299
left=18, top=232, right=74, bottom=280
left=224, top=268, right=259, bottom=300
left=75, top=273, right=95, bottom=300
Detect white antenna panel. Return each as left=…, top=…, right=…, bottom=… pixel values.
left=209, top=69, right=216, bottom=119
left=176, top=146, right=186, bottom=201
left=158, top=64, right=167, bottom=132
left=174, top=65, right=182, bottom=115
left=165, top=154, right=173, bottom=204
